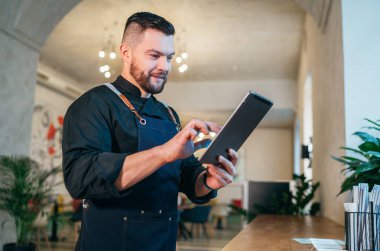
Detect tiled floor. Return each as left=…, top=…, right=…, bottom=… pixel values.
left=39, top=215, right=243, bottom=251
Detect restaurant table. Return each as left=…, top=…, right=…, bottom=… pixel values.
left=222, top=215, right=345, bottom=251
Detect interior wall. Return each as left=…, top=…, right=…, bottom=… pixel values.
left=30, top=83, right=76, bottom=196
left=0, top=30, right=38, bottom=248
left=244, top=128, right=293, bottom=181
left=298, top=0, right=348, bottom=225
left=38, top=62, right=84, bottom=93
left=158, top=79, right=296, bottom=112
left=341, top=0, right=380, bottom=146
left=212, top=127, right=293, bottom=206
left=0, top=31, right=38, bottom=156
left=0, top=1, right=80, bottom=248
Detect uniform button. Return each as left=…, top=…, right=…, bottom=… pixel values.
left=141, top=210, right=144, bottom=214
left=159, top=210, right=162, bottom=214
left=123, top=217, right=127, bottom=221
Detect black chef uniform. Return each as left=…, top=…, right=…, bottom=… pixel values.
left=62, top=75, right=216, bottom=251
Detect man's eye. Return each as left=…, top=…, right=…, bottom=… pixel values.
left=168, top=56, right=173, bottom=61
left=149, top=54, right=160, bottom=59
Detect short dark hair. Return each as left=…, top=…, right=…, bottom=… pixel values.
left=122, top=12, right=175, bottom=43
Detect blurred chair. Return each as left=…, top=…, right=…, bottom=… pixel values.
left=33, top=209, right=51, bottom=251
left=181, top=205, right=214, bottom=238
left=211, top=203, right=229, bottom=230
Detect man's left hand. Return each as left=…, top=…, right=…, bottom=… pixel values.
left=204, top=148, right=238, bottom=190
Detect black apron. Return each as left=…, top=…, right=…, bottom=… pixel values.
left=75, top=86, right=181, bottom=251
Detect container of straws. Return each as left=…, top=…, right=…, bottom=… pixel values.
left=345, top=202, right=380, bottom=251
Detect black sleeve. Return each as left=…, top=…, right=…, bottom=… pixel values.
left=62, top=91, right=128, bottom=199
left=168, top=106, right=217, bottom=204
left=179, top=156, right=217, bottom=204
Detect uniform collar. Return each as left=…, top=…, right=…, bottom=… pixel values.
left=141, top=96, right=166, bottom=119
left=113, top=75, right=142, bottom=98
left=112, top=75, right=167, bottom=120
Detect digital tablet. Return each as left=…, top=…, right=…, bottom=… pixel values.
left=198, top=91, right=273, bottom=164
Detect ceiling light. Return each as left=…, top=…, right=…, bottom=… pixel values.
left=179, top=65, right=185, bottom=73
left=98, top=31, right=118, bottom=77
left=181, top=52, right=188, bottom=59
left=179, top=64, right=188, bottom=73
left=98, top=50, right=105, bottom=58
left=176, top=57, right=182, bottom=64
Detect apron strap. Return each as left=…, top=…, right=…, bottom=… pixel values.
left=104, top=83, right=181, bottom=131
left=159, top=101, right=182, bottom=131
left=104, top=83, right=146, bottom=125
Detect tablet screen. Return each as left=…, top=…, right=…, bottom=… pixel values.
left=198, top=91, right=273, bottom=164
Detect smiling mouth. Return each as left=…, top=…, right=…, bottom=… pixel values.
left=151, top=75, right=166, bottom=80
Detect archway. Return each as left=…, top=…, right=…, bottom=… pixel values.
left=0, top=0, right=80, bottom=247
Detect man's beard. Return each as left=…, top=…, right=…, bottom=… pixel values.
left=130, top=61, right=168, bottom=95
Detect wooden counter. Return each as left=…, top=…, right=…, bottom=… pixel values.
left=222, top=215, right=345, bottom=251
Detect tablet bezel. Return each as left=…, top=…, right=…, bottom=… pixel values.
left=198, top=91, right=273, bottom=164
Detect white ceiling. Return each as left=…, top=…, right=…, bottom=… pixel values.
left=39, top=0, right=305, bottom=128
left=40, top=0, right=304, bottom=85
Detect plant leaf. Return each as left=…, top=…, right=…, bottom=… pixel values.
left=363, top=126, right=380, bottom=132
left=354, top=163, right=377, bottom=173
left=367, top=151, right=380, bottom=158
left=365, top=118, right=380, bottom=129
left=342, top=156, right=364, bottom=162
left=354, top=132, right=379, bottom=145
left=331, top=156, right=350, bottom=164
left=338, top=174, right=357, bottom=195
left=358, top=142, right=380, bottom=152
left=339, top=147, right=367, bottom=157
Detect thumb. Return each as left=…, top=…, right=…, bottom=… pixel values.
left=178, top=127, right=198, bottom=143
left=194, top=138, right=212, bottom=152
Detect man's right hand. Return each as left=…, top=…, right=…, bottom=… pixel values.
left=161, top=119, right=221, bottom=163
left=115, top=119, right=221, bottom=191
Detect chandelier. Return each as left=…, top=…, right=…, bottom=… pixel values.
left=98, top=30, right=117, bottom=79
left=176, top=29, right=189, bottom=73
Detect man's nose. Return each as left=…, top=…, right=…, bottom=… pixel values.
left=157, top=57, right=170, bottom=72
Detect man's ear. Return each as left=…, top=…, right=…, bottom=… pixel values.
left=120, top=43, right=132, bottom=64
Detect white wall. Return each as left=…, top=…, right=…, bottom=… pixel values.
left=341, top=0, right=380, bottom=147
left=158, top=79, right=296, bottom=112
left=30, top=82, right=76, bottom=196
left=244, top=128, right=293, bottom=181
left=297, top=0, right=380, bottom=226
left=297, top=0, right=347, bottom=225
left=37, top=62, right=84, bottom=94
left=0, top=31, right=38, bottom=156
left=210, top=127, right=293, bottom=207
left=0, top=30, right=38, bottom=249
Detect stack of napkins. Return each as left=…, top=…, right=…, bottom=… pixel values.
left=310, top=238, right=346, bottom=250
left=344, top=184, right=380, bottom=251
left=293, top=238, right=346, bottom=250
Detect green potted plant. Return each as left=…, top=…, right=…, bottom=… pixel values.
left=332, top=118, right=380, bottom=195
left=0, top=156, right=61, bottom=251
left=228, top=174, right=320, bottom=223
left=289, top=174, right=320, bottom=216
left=253, top=174, right=320, bottom=216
